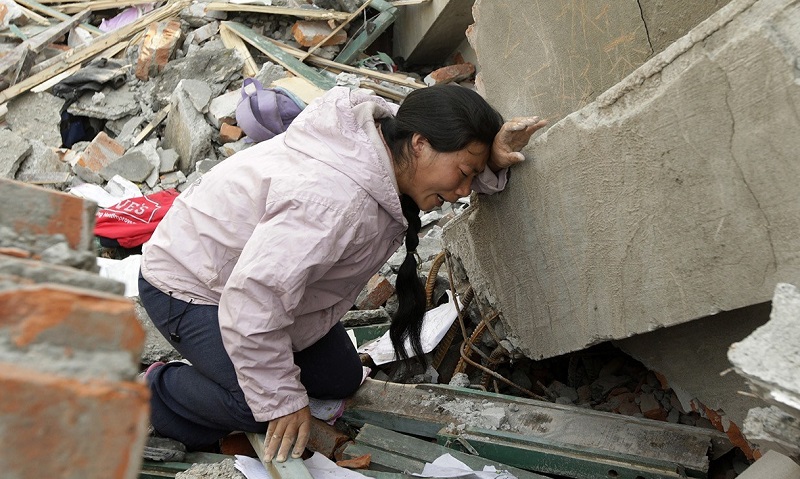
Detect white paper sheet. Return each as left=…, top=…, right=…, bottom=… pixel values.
left=357, top=291, right=459, bottom=365
left=415, top=454, right=518, bottom=479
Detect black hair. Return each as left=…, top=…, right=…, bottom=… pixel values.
left=380, top=84, right=504, bottom=364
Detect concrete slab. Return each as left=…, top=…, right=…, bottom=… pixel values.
left=444, top=0, right=800, bottom=360
left=616, top=303, right=771, bottom=445
left=5, top=91, right=64, bottom=147
left=469, top=0, right=652, bottom=124
left=737, top=450, right=800, bottom=478
left=393, top=0, right=474, bottom=66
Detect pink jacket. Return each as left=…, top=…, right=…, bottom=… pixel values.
left=140, top=87, right=508, bottom=422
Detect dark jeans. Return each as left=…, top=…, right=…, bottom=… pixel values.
left=138, top=274, right=363, bottom=448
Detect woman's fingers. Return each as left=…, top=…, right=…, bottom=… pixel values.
left=263, top=406, right=313, bottom=462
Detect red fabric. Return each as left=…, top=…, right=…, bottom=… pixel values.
left=94, top=189, right=179, bottom=248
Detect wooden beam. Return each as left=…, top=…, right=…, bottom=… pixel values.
left=439, top=427, right=700, bottom=479
left=266, top=36, right=424, bottom=90
left=13, top=0, right=102, bottom=35
left=58, top=0, right=160, bottom=13
left=219, top=23, right=259, bottom=77
left=0, top=0, right=189, bottom=104
left=300, top=0, right=372, bottom=61
left=343, top=379, right=727, bottom=477
left=343, top=424, right=548, bottom=479
left=246, top=432, right=314, bottom=479
left=206, top=3, right=350, bottom=20
left=389, top=0, right=431, bottom=5
left=0, top=8, right=91, bottom=86
left=220, top=21, right=335, bottom=90
left=131, top=104, right=171, bottom=147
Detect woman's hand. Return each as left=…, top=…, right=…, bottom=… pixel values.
left=488, top=116, right=549, bottom=172
left=264, top=406, right=312, bottom=462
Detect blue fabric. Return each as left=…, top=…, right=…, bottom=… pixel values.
left=138, top=273, right=363, bottom=449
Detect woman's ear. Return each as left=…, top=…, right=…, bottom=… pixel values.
left=410, top=133, right=427, bottom=158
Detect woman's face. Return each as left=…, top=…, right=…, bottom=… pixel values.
left=398, top=134, right=490, bottom=212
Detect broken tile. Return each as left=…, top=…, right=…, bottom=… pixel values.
left=292, top=20, right=347, bottom=47
left=424, top=63, right=476, bottom=86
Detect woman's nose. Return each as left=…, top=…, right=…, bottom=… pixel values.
left=455, top=178, right=472, bottom=197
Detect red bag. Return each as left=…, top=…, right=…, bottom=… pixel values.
left=94, top=189, right=179, bottom=248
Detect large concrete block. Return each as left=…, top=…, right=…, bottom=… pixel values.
left=469, top=0, right=732, bottom=125
left=444, top=0, right=800, bottom=359
left=469, top=0, right=653, bottom=124
left=393, top=0, right=474, bottom=65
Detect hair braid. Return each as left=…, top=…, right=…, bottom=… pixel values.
left=390, top=195, right=426, bottom=364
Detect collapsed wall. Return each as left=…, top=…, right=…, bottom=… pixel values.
left=445, top=0, right=800, bottom=359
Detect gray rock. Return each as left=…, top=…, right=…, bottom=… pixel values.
left=163, top=81, right=215, bottom=173
left=99, top=147, right=156, bottom=183
left=68, top=83, right=141, bottom=120
left=6, top=91, right=64, bottom=147
left=0, top=129, right=31, bottom=179
left=15, top=140, right=71, bottom=185
left=158, top=148, right=181, bottom=173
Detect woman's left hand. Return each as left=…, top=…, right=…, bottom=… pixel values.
left=489, top=116, right=548, bottom=172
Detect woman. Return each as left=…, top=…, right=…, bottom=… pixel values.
left=138, top=84, right=546, bottom=462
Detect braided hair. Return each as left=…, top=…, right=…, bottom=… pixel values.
left=379, top=84, right=503, bottom=363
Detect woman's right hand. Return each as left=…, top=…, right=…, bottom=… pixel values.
left=264, top=405, right=312, bottom=462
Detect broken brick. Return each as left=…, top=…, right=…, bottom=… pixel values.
left=0, top=365, right=149, bottom=478
left=135, top=20, right=183, bottom=81
left=356, top=274, right=395, bottom=310
left=308, top=417, right=352, bottom=460
left=292, top=20, right=347, bottom=47
left=77, top=131, right=126, bottom=173
left=638, top=392, right=667, bottom=421
left=219, top=123, right=243, bottom=143
left=0, top=178, right=95, bottom=251
left=0, top=284, right=144, bottom=355
left=424, top=63, right=476, bottom=86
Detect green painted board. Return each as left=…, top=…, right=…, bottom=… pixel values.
left=222, top=21, right=335, bottom=90
left=348, top=323, right=390, bottom=346
left=348, top=423, right=550, bottom=479
left=439, top=427, right=701, bottom=479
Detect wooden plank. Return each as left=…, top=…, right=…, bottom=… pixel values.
left=343, top=379, right=722, bottom=475
left=300, top=0, right=372, bottom=61
left=58, top=0, right=158, bottom=13
left=246, top=432, right=314, bottom=479
left=0, top=0, right=189, bottom=104
left=221, top=21, right=335, bottom=90
left=440, top=427, right=697, bottom=479
left=14, top=0, right=102, bottom=35
left=267, top=36, right=424, bottom=90
left=219, top=23, right=259, bottom=77
left=206, top=3, right=350, bottom=20
left=347, top=424, right=549, bottom=479
left=342, top=443, right=425, bottom=474
left=132, top=104, right=171, bottom=146
left=389, top=0, right=431, bottom=5
left=334, top=0, right=396, bottom=65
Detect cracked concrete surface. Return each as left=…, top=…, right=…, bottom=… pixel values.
left=445, top=0, right=800, bottom=360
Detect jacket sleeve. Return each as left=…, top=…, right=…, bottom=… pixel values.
left=218, top=195, right=359, bottom=422
left=471, top=167, right=509, bottom=194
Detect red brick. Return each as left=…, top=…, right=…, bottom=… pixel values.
left=77, top=131, right=126, bottom=173
left=0, top=178, right=95, bottom=251
left=703, top=405, right=757, bottom=460
left=426, top=63, right=476, bottom=85
left=220, top=123, right=243, bottom=143
left=220, top=432, right=257, bottom=457
left=308, top=417, right=352, bottom=460
left=135, top=20, right=182, bottom=81
left=356, top=274, right=395, bottom=310
left=0, top=284, right=144, bottom=354
left=638, top=392, right=667, bottom=421
left=0, top=365, right=149, bottom=479
left=292, top=20, right=347, bottom=47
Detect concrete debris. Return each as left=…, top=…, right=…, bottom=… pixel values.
left=0, top=1, right=791, bottom=477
